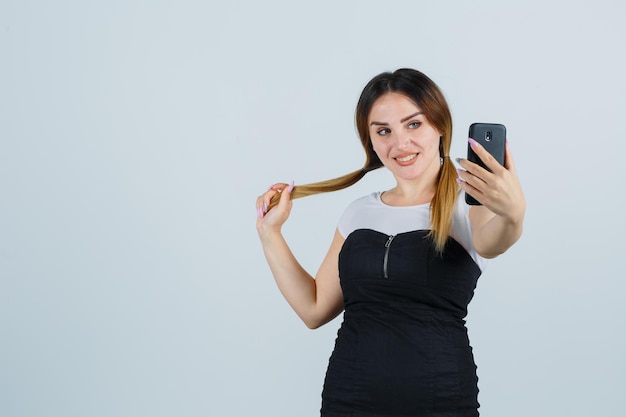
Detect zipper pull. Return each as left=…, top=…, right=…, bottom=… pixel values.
left=383, top=235, right=395, bottom=279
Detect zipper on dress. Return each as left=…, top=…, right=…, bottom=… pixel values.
left=383, top=235, right=395, bottom=279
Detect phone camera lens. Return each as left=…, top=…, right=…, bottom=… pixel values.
left=485, top=131, right=492, bottom=141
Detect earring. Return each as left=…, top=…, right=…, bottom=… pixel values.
left=438, top=137, right=445, bottom=165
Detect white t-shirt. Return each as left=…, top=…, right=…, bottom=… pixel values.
left=337, top=191, right=487, bottom=271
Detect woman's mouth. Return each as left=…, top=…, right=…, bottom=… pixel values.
left=395, top=153, right=417, bottom=162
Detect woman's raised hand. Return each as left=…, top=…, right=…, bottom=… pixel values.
left=457, top=139, right=525, bottom=222
left=255, top=181, right=295, bottom=235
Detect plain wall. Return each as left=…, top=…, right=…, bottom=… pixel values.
left=1, top=0, right=624, bottom=416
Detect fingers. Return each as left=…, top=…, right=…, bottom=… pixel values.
left=468, top=137, right=505, bottom=174
left=456, top=138, right=502, bottom=205
left=456, top=174, right=484, bottom=204
left=456, top=160, right=489, bottom=206
left=265, top=182, right=287, bottom=214
left=457, top=158, right=487, bottom=185
left=457, top=136, right=512, bottom=185
left=457, top=138, right=524, bottom=218
left=504, top=141, right=518, bottom=173
left=274, top=180, right=295, bottom=210
left=256, top=181, right=294, bottom=218
left=256, top=184, right=280, bottom=218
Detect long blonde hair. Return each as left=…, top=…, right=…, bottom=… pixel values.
left=270, top=68, right=458, bottom=253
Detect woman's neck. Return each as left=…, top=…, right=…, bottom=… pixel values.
left=381, top=178, right=437, bottom=206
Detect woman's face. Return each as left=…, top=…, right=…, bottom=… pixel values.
left=368, top=92, right=442, bottom=183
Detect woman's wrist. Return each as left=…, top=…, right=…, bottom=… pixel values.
left=257, top=225, right=284, bottom=244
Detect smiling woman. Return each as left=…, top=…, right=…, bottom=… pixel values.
left=255, top=68, right=525, bottom=416
left=367, top=93, right=443, bottom=197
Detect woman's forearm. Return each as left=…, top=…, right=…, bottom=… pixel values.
left=258, top=230, right=322, bottom=327
left=472, top=210, right=524, bottom=258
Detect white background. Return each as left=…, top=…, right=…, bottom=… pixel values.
left=1, top=1, right=624, bottom=416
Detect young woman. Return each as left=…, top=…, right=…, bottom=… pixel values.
left=255, top=68, right=525, bottom=417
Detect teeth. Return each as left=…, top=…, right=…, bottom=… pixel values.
left=396, top=154, right=417, bottom=162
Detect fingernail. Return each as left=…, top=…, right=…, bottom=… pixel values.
left=455, top=157, right=462, bottom=164
left=287, top=180, right=294, bottom=192
left=257, top=206, right=263, bottom=218
left=456, top=177, right=463, bottom=184
left=468, top=138, right=478, bottom=147
left=263, top=201, right=268, bottom=213
left=456, top=168, right=464, bottom=174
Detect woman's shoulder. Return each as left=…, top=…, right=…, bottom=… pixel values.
left=337, top=192, right=382, bottom=237
left=344, top=191, right=382, bottom=210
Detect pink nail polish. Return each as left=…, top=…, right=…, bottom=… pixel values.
left=287, top=180, right=295, bottom=192
left=257, top=206, right=263, bottom=218
left=456, top=177, right=463, bottom=184
left=468, top=138, right=478, bottom=147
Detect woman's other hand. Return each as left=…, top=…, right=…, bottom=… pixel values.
left=457, top=139, right=525, bottom=223
left=256, top=181, right=295, bottom=236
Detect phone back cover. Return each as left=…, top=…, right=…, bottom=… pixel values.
left=466, top=123, right=506, bottom=205
left=468, top=123, right=506, bottom=169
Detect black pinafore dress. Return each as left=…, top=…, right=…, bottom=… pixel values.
left=321, top=229, right=482, bottom=417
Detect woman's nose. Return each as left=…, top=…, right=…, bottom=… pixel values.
left=398, top=135, right=411, bottom=148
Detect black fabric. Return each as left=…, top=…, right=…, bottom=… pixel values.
left=321, top=229, right=482, bottom=417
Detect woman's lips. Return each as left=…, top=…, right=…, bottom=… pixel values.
left=394, top=153, right=417, bottom=163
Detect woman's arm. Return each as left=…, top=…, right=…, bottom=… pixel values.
left=256, top=183, right=344, bottom=329
left=457, top=140, right=526, bottom=258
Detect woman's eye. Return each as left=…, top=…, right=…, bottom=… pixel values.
left=408, top=122, right=421, bottom=129
left=377, top=128, right=390, bottom=136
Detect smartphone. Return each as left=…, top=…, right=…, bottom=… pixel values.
left=465, top=123, right=506, bottom=206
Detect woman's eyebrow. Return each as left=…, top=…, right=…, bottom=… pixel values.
left=400, top=112, right=422, bottom=123
left=370, top=112, right=423, bottom=126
